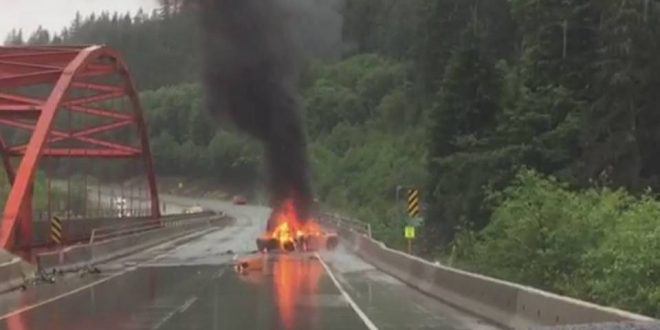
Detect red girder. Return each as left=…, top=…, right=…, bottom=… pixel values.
left=0, top=70, right=63, bottom=88
left=0, top=60, right=63, bottom=72
left=0, top=136, right=15, bottom=183
left=21, top=148, right=140, bottom=158
left=70, top=81, right=124, bottom=94
left=68, top=104, right=133, bottom=121
left=1, top=118, right=139, bottom=154
left=78, top=64, right=117, bottom=78
left=0, top=50, right=79, bottom=65
left=0, top=105, right=40, bottom=111
left=64, top=90, right=125, bottom=106
left=0, top=93, right=42, bottom=105
left=0, top=45, right=161, bottom=251
left=0, top=105, right=41, bottom=118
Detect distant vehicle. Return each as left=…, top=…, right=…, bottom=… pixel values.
left=111, top=196, right=129, bottom=217
left=112, top=197, right=127, bottom=207
left=233, top=195, right=247, bottom=205
left=184, top=204, right=204, bottom=214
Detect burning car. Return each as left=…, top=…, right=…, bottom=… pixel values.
left=256, top=200, right=338, bottom=253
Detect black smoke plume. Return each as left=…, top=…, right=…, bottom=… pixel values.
left=198, top=0, right=313, bottom=225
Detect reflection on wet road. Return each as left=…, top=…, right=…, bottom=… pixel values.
left=0, top=259, right=367, bottom=330
left=0, top=196, right=499, bottom=330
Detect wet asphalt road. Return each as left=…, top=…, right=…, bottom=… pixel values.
left=0, top=196, right=498, bottom=330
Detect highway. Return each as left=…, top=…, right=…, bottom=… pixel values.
left=0, top=197, right=498, bottom=330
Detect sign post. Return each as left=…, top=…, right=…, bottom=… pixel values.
left=404, top=226, right=415, bottom=253
left=405, top=189, right=421, bottom=254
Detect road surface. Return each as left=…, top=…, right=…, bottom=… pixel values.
left=0, top=196, right=499, bottom=330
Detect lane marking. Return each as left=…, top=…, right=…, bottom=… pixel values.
left=178, top=296, right=198, bottom=313
left=152, top=295, right=200, bottom=329
left=151, top=307, right=179, bottom=329
left=0, top=227, right=220, bottom=321
left=316, top=253, right=379, bottom=330
left=0, top=270, right=128, bottom=321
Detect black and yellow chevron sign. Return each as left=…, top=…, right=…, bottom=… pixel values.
left=407, top=189, right=420, bottom=218
left=51, top=216, right=63, bottom=245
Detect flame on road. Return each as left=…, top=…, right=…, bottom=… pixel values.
left=266, top=200, right=322, bottom=250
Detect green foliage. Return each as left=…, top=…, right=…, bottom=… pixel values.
left=141, top=84, right=262, bottom=184
left=426, top=22, right=503, bottom=242
left=342, top=0, right=423, bottom=58
left=303, top=55, right=411, bottom=137
left=582, top=199, right=660, bottom=316
left=305, top=54, right=425, bottom=247
left=11, top=1, right=660, bottom=315
left=457, top=169, right=660, bottom=317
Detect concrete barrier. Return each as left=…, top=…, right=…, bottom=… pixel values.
left=32, top=212, right=215, bottom=246
left=331, top=222, right=655, bottom=329
left=37, top=213, right=231, bottom=273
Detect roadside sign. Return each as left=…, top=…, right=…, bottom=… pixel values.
left=407, top=189, right=420, bottom=218
left=404, top=226, right=415, bottom=239
left=51, top=216, right=63, bottom=245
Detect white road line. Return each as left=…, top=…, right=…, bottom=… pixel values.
left=316, top=253, right=379, bottom=330
left=0, top=270, right=128, bottom=321
left=151, top=307, right=179, bottom=329
left=0, top=228, right=213, bottom=321
left=178, top=296, right=198, bottom=313
left=152, top=295, right=199, bottom=329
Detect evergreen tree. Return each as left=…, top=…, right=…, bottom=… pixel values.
left=4, top=29, right=24, bottom=45
left=426, top=21, right=502, bottom=241
left=27, top=26, right=51, bottom=45
left=415, top=0, right=472, bottom=94
left=581, top=0, right=660, bottom=189
left=500, top=0, right=599, bottom=178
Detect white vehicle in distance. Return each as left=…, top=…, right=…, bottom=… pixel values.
left=184, top=204, right=204, bottom=214
left=111, top=196, right=129, bottom=217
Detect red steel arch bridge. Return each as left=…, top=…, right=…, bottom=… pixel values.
left=0, top=45, right=159, bottom=251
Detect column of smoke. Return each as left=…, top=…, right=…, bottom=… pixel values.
left=198, top=0, right=343, bottom=228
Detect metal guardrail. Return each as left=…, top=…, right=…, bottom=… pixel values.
left=319, top=213, right=372, bottom=238
left=34, top=209, right=152, bottom=222
left=89, top=219, right=159, bottom=244
left=37, top=211, right=229, bottom=274
left=88, top=211, right=216, bottom=244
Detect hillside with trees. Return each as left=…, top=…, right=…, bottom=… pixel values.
left=6, top=0, right=660, bottom=316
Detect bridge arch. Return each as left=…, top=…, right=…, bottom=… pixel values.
left=0, top=45, right=160, bottom=249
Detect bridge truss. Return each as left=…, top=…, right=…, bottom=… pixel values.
left=0, top=45, right=160, bottom=250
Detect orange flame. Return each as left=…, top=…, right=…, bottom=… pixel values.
left=266, top=200, right=321, bottom=250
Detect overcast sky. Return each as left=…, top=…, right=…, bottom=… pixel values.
left=0, top=0, right=159, bottom=41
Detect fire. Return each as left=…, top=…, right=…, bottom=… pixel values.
left=266, top=199, right=321, bottom=251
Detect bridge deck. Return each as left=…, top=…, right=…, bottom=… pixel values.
left=0, top=199, right=497, bottom=330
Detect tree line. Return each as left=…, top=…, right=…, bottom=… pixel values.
left=6, top=0, right=660, bottom=315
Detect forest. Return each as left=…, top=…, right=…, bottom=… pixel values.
left=5, top=0, right=660, bottom=316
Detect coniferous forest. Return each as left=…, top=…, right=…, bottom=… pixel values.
left=6, top=0, right=660, bottom=316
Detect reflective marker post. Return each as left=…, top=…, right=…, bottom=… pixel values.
left=407, top=189, right=420, bottom=218
left=404, top=226, right=415, bottom=254
left=405, top=189, right=421, bottom=254
left=51, top=215, right=63, bottom=245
